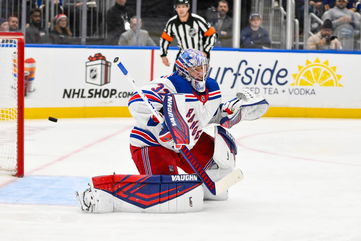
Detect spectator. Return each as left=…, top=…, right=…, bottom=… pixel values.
left=309, top=1, right=326, bottom=32
left=118, top=16, right=156, bottom=46
left=323, top=0, right=355, bottom=10
left=281, top=0, right=307, bottom=32
left=63, top=0, right=103, bottom=38
left=37, top=0, right=64, bottom=33
left=310, top=1, right=325, bottom=18
left=322, top=0, right=360, bottom=50
left=106, top=0, right=134, bottom=45
left=306, top=19, right=342, bottom=49
left=356, top=0, right=361, bottom=12
left=0, top=1, right=36, bottom=21
left=8, top=16, right=19, bottom=32
left=0, top=18, right=9, bottom=32
left=240, top=13, right=271, bottom=49
left=207, top=0, right=233, bottom=47
left=160, top=0, right=217, bottom=68
left=49, top=14, right=73, bottom=44
left=25, top=8, right=47, bottom=44
left=241, top=1, right=252, bottom=30
left=39, top=0, right=64, bottom=21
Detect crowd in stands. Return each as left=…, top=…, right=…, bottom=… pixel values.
left=0, top=15, right=19, bottom=32
left=1, top=0, right=361, bottom=51
left=285, top=0, right=361, bottom=50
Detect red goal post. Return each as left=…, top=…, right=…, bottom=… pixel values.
left=0, top=32, right=24, bottom=177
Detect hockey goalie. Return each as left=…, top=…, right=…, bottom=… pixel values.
left=76, top=49, right=269, bottom=213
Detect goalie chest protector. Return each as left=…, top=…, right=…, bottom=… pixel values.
left=128, top=73, right=222, bottom=149
left=164, top=74, right=222, bottom=147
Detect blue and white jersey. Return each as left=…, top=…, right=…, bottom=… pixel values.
left=128, top=73, right=222, bottom=150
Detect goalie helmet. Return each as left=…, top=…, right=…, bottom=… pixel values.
left=175, top=49, right=209, bottom=93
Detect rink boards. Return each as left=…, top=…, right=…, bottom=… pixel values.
left=22, top=45, right=361, bottom=118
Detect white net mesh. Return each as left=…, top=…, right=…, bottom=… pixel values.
left=0, top=38, right=19, bottom=174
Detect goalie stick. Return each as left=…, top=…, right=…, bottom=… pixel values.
left=116, top=61, right=164, bottom=123
left=115, top=60, right=242, bottom=195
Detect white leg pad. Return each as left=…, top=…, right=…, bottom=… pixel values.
left=203, top=167, right=234, bottom=201
left=76, top=174, right=204, bottom=213
left=213, top=126, right=237, bottom=169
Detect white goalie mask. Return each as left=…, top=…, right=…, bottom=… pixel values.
left=175, top=49, right=209, bottom=93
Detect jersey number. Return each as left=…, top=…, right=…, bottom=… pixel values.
left=151, top=83, right=169, bottom=96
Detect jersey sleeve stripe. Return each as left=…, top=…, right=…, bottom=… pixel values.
left=130, top=134, right=160, bottom=146
left=142, top=90, right=163, bottom=102
left=131, top=128, right=160, bottom=146
left=209, top=90, right=221, bottom=96
left=128, top=92, right=163, bottom=106
left=208, top=90, right=222, bottom=100
left=133, top=127, right=158, bottom=140
left=208, top=95, right=221, bottom=100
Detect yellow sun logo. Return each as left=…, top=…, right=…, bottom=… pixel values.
left=291, top=58, right=342, bottom=87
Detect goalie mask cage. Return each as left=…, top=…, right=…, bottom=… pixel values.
left=0, top=32, right=24, bottom=177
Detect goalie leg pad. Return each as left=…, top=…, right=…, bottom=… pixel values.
left=203, top=127, right=241, bottom=200
left=76, top=174, right=204, bottom=213
left=213, top=126, right=237, bottom=169
left=203, top=165, right=234, bottom=201
left=76, top=184, right=115, bottom=213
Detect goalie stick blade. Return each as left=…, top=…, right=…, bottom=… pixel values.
left=215, top=169, right=243, bottom=194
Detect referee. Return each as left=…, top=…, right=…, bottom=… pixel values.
left=160, top=0, right=217, bottom=68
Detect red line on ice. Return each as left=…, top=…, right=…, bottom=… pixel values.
left=236, top=128, right=361, bottom=167
left=28, top=125, right=132, bottom=175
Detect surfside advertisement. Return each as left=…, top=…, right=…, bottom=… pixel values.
left=23, top=47, right=361, bottom=117
left=204, top=50, right=360, bottom=109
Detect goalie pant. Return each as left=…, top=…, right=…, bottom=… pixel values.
left=130, top=132, right=214, bottom=175
left=131, top=125, right=238, bottom=201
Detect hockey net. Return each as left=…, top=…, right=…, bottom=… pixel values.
left=0, top=33, right=24, bottom=177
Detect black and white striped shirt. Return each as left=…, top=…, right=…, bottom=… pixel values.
left=160, top=13, right=217, bottom=57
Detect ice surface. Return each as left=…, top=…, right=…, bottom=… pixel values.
left=0, top=117, right=360, bottom=241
